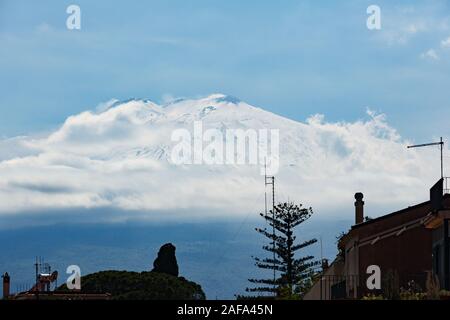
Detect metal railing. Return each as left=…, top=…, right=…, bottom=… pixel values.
left=318, top=273, right=432, bottom=300
left=318, top=275, right=360, bottom=300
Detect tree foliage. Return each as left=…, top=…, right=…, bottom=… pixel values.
left=246, top=202, right=320, bottom=298
left=57, top=270, right=205, bottom=300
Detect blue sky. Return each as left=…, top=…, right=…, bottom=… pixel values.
left=1, top=0, right=450, bottom=140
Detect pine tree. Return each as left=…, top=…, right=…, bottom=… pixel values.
left=246, top=202, right=319, bottom=298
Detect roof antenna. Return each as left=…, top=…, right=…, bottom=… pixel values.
left=264, top=157, right=276, bottom=295
left=408, top=137, right=444, bottom=179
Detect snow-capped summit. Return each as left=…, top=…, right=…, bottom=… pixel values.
left=0, top=94, right=443, bottom=221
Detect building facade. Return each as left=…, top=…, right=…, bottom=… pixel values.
left=305, top=180, right=450, bottom=300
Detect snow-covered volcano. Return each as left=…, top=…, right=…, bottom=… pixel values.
left=0, top=94, right=445, bottom=222
left=42, top=94, right=300, bottom=167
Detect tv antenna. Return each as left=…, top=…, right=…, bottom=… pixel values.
left=264, top=159, right=276, bottom=295
left=407, top=137, right=444, bottom=179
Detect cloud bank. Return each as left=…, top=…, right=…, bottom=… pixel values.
left=0, top=94, right=447, bottom=226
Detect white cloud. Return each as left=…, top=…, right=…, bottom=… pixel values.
left=373, top=3, right=450, bottom=47
left=95, top=99, right=120, bottom=113
left=35, top=22, right=52, bottom=34
left=377, top=19, right=429, bottom=46
left=420, top=49, right=440, bottom=60
left=441, top=36, right=450, bottom=48
left=0, top=95, right=447, bottom=225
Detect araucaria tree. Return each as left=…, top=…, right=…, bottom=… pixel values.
left=247, top=202, right=319, bottom=298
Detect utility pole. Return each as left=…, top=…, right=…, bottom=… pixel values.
left=407, top=137, right=444, bottom=179
left=35, top=257, right=40, bottom=300
left=320, top=236, right=323, bottom=300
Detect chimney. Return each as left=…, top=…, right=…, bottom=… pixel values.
left=2, top=272, right=10, bottom=299
left=321, top=258, right=329, bottom=270
left=354, top=192, right=364, bottom=224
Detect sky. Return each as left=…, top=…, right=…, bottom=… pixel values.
left=1, top=0, right=450, bottom=140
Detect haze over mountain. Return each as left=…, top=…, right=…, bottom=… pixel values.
left=0, top=94, right=447, bottom=226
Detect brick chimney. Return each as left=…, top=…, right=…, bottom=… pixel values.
left=2, top=272, right=10, bottom=299
left=354, top=192, right=364, bottom=224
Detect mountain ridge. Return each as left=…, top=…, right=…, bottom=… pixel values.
left=0, top=93, right=443, bottom=220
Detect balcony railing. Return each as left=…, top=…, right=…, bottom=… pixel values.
left=445, top=177, right=450, bottom=195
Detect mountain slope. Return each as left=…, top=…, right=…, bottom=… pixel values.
left=0, top=94, right=444, bottom=222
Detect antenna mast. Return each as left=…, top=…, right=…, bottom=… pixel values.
left=407, top=137, right=444, bottom=179
left=264, top=159, right=276, bottom=295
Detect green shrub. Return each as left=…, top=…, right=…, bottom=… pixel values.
left=57, top=270, right=205, bottom=300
